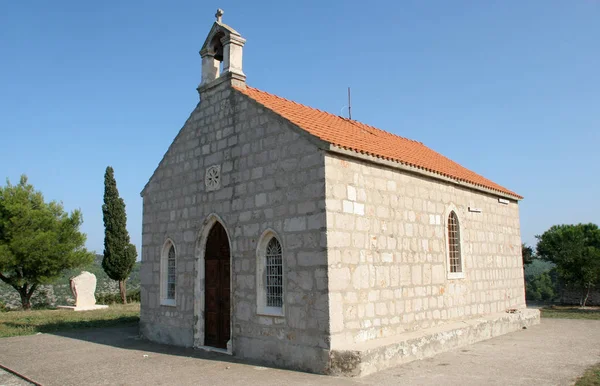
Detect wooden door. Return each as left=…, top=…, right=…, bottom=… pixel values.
left=204, top=222, right=231, bottom=349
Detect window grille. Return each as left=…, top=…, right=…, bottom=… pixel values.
left=265, top=238, right=283, bottom=308
left=167, top=245, right=176, bottom=299
left=448, top=211, right=462, bottom=273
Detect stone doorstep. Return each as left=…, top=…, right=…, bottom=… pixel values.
left=327, top=308, right=541, bottom=377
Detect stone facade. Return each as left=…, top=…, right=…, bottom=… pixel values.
left=140, top=77, right=331, bottom=372
left=324, top=152, right=527, bottom=349
left=140, top=11, right=536, bottom=376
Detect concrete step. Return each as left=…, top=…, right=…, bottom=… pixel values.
left=327, top=308, right=541, bottom=376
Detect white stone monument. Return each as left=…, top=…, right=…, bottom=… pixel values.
left=58, top=271, right=108, bottom=311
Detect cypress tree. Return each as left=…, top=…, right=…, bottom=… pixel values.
left=102, top=166, right=137, bottom=304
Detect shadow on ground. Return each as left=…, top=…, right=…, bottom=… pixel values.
left=50, top=324, right=280, bottom=370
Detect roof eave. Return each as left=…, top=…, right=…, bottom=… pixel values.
left=327, top=145, right=523, bottom=202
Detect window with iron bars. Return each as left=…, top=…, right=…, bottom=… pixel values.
left=447, top=211, right=462, bottom=273
left=167, top=245, right=176, bottom=300
left=265, top=238, right=283, bottom=308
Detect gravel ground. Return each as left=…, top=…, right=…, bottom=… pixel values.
left=0, top=318, right=598, bottom=386
left=0, top=368, right=33, bottom=386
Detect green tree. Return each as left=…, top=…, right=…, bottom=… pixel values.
left=0, top=176, right=94, bottom=310
left=102, top=167, right=137, bottom=304
left=522, top=243, right=535, bottom=265
left=525, top=272, right=556, bottom=302
left=536, top=223, right=600, bottom=307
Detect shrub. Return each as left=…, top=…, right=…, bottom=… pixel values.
left=96, top=289, right=140, bottom=305
left=526, top=272, right=556, bottom=302
left=127, top=289, right=141, bottom=303
left=31, top=287, right=55, bottom=310
left=0, top=300, right=8, bottom=312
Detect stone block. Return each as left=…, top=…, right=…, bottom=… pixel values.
left=315, top=268, right=328, bottom=290
left=288, top=306, right=308, bottom=329
left=329, top=293, right=344, bottom=333
left=284, top=217, right=307, bottom=232
left=236, top=301, right=252, bottom=322
left=352, top=265, right=369, bottom=290
left=329, top=231, right=351, bottom=248
left=353, top=203, right=365, bottom=216
left=432, top=265, right=445, bottom=284
left=330, top=267, right=351, bottom=291
left=375, top=302, right=388, bottom=316
left=375, top=266, right=389, bottom=287
left=293, top=271, right=314, bottom=291
left=298, top=201, right=317, bottom=214
left=399, top=264, right=411, bottom=286
left=423, top=264, right=432, bottom=285
left=326, top=198, right=342, bottom=212
left=342, top=200, right=353, bottom=214
left=347, top=185, right=357, bottom=201
left=411, top=265, right=422, bottom=285
left=381, top=253, right=393, bottom=263
left=297, top=251, right=319, bottom=266
left=255, top=192, right=267, bottom=207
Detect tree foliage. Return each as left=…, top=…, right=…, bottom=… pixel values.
left=536, top=223, right=600, bottom=307
left=525, top=271, right=556, bottom=302
left=524, top=259, right=555, bottom=280
left=102, top=167, right=137, bottom=304
left=0, top=175, right=94, bottom=309
left=522, top=243, right=535, bottom=265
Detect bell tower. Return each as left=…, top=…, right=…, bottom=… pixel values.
left=198, top=9, right=246, bottom=93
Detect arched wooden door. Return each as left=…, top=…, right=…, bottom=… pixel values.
left=204, top=222, right=231, bottom=349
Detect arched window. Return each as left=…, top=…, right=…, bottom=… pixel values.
left=256, top=231, right=284, bottom=316
left=265, top=238, right=283, bottom=308
left=167, top=245, right=176, bottom=300
left=160, top=240, right=177, bottom=306
left=447, top=211, right=462, bottom=274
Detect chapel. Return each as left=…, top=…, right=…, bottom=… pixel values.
left=139, top=10, right=538, bottom=376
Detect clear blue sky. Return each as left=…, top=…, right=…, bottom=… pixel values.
left=1, top=1, right=598, bottom=255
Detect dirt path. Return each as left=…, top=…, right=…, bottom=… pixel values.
left=0, top=318, right=598, bottom=386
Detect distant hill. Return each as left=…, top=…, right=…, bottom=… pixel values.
left=0, top=254, right=140, bottom=309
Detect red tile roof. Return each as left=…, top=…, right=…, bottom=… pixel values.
left=235, top=86, right=522, bottom=199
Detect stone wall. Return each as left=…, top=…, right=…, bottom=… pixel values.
left=324, top=152, right=526, bottom=348
left=140, top=79, right=330, bottom=372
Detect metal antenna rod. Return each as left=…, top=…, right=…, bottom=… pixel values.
left=348, top=87, right=352, bottom=120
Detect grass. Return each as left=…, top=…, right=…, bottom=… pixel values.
left=0, top=303, right=140, bottom=338
left=540, top=305, right=600, bottom=320
left=576, top=363, right=600, bottom=386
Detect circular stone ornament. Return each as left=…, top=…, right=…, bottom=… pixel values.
left=205, top=165, right=221, bottom=191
